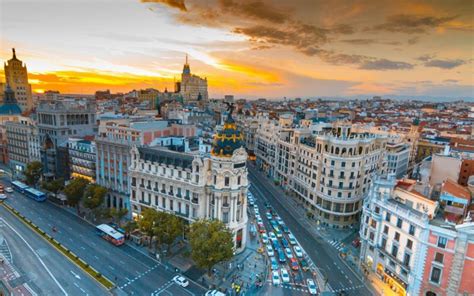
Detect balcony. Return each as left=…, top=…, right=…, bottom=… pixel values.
left=191, top=198, right=199, bottom=204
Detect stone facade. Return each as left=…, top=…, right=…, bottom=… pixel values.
left=3, top=49, right=33, bottom=111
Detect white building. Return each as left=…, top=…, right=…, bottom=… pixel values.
left=129, top=113, right=248, bottom=253
left=386, top=142, right=410, bottom=179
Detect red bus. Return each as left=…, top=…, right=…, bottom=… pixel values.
left=96, top=224, right=125, bottom=246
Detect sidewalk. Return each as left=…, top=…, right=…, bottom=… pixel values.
left=0, top=253, right=36, bottom=296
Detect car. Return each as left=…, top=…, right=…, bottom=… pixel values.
left=257, top=217, right=263, bottom=224
left=272, top=271, right=280, bottom=285
left=173, top=275, right=189, bottom=287
left=205, top=290, right=225, bottom=296
left=288, top=233, right=297, bottom=245
left=281, top=225, right=290, bottom=233
left=307, top=278, right=318, bottom=295
left=269, top=232, right=277, bottom=241
left=281, top=237, right=289, bottom=248
left=266, top=212, right=273, bottom=220
left=280, top=268, right=290, bottom=283
left=290, top=258, right=299, bottom=271
left=265, top=202, right=271, bottom=209
left=270, top=220, right=278, bottom=228
left=0, top=194, right=6, bottom=200
left=272, top=239, right=280, bottom=251
left=258, top=224, right=266, bottom=233
left=248, top=199, right=254, bottom=206
left=274, top=228, right=283, bottom=238
left=293, top=246, right=303, bottom=258
left=352, top=238, right=361, bottom=248
left=277, top=249, right=286, bottom=263
left=270, top=257, right=278, bottom=270
left=300, top=258, right=309, bottom=271
left=261, top=233, right=269, bottom=244
left=266, top=244, right=274, bottom=257
left=255, top=213, right=261, bottom=220
left=284, top=247, right=293, bottom=259
left=5, top=187, right=13, bottom=193
left=275, top=216, right=284, bottom=225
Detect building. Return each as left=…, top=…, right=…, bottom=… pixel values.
left=129, top=111, right=248, bottom=253
left=37, top=99, right=97, bottom=179
left=137, top=88, right=161, bottom=108
left=5, top=116, right=40, bottom=178
left=176, top=56, right=208, bottom=104
left=3, top=49, right=33, bottom=111
left=386, top=142, right=410, bottom=179
left=255, top=119, right=387, bottom=227
left=415, top=139, right=446, bottom=164
left=67, top=138, right=96, bottom=182
left=96, top=120, right=196, bottom=211
left=360, top=176, right=474, bottom=296
left=0, top=85, right=23, bottom=164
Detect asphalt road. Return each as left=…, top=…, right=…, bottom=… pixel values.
left=0, top=204, right=107, bottom=296
left=1, top=179, right=206, bottom=296
left=248, top=165, right=372, bottom=295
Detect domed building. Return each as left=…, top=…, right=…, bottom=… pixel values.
left=129, top=107, right=249, bottom=253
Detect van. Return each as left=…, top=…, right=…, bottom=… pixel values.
left=205, top=290, right=225, bottom=296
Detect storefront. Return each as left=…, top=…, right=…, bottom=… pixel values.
left=380, top=267, right=407, bottom=296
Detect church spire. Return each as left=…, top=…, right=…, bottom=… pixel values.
left=183, top=54, right=191, bottom=75
left=12, top=48, right=16, bottom=60
left=185, top=54, right=188, bottom=65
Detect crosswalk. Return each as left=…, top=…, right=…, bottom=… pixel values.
left=0, top=220, right=13, bottom=264
left=328, top=239, right=345, bottom=251
left=330, top=284, right=365, bottom=293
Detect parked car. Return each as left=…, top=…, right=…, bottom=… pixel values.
left=0, top=194, right=6, bottom=200
left=248, top=198, right=254, bottom=206
left=261, top=233, right=269, bottom=244
left=284, top=247, right=293, bottom=259
left=266, top=244, right=274, bottom=257
left=288, top=233, right=297, bottom=245
left=272, top=271, right=280, bottom=285
left=294, top=246, right=303, bottom=258
left=271, top=257, right=278, bottom=270
left=290, top=258, right=299, bottom=271
left=307, top=279, right=318, bottom=295
left=300, top=258, right=309, bottom=271
left=173, top=275, right=189, bottom=287
left=257, top=217, right=263, bottom=224
left=281, top=268, right=290, bottom=283
left=205, top=290, right=225, bottom=296
left=5, top=187, right=13, bottom=193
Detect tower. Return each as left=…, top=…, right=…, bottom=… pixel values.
left=4, top=48, right=33, bottom=111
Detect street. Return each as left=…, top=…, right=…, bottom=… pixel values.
left=0, top=204, right=107, bottom=296
left=1, top=177, right=206, bottom=296
left=248, top=165, right=372, bottom=295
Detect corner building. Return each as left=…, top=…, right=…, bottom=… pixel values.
left=129, top=113, right=248, bottom=253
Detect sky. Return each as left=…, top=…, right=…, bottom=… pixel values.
left=0, top=0, right=473, bottom=99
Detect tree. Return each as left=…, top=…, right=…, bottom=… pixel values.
left=109, top=207, right=129, bottom=226
left=138, top=208, right=159, bottom=250
left=153, top=212, right=184, bottom=254
left=63, top=177, right=90, bottom=213
left=189, top=219, right=234, bottom=275
left=83, top=184, right=107, bottom=210
left=24, top=161, right=42, bottom=186
left=42, top=178, right=64, bottom=194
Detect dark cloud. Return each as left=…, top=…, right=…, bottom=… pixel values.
left=370, top=14, right=457, bottom=34
left=416, top=54, right=436, bottom=62
left=140, top=0, right=186, bottom=11
left=359, top=59, right=414, bottom=70
left=424, top=59, right=467, bottom=69
left=219, top=0, right=289, bottom=23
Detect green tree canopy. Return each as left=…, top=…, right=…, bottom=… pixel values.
left=153, top=212, right=184, bottom=254
left=24, top=161, right=42, bottom=186
left=63, top=177, right=90, bottom=211
left=189, top=219, right=234, bottom=275
left=83, top=184, right=107, bottom=210
left=109, top=207, right=129, bottom=226
left=138, top=208, right=159, bottom=249
left=41, top=178, right=64, bottom=194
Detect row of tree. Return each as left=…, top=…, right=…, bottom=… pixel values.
left=137, top=208, right=234, bottom=275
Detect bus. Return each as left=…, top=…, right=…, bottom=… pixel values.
left=11, top=180, right=29, bottom=193
left=96, top=224, right=125, bottom=246
left=24, top=187, right=47, bottom=202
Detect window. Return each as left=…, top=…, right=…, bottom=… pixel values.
left=391, top=245, right=398, bottom=258
left=430, top=266, right=442, bottom=284
left=385, top=212, right=391, bottom=222
left=381, top=237, right=387, bottom=249
left=383, top=225, right=389, bottom=235
left=365, top=216, right=370, bottom=224
left=434, top=252, right=444, bottom=264
left=397, top=218, right=403, bottom=228
left=225, top=177, right=230, bottom=186
left=371, top=220, right=377, bottom=228
left=375, top=206, right=380, bottom=214
left=214, top=175, right=217, bottom=184
left=237, top=176, right=241, bottom=185
left=403, top=253, right=411, bottom=266
left=409, top=224, right=415, bottom=235
left=341, top=162, right=345, bottom=167
left=406, top=239, right=413, bottom=250
left=394, top=232, right=400, bottom=242
left=437, top=237, right=447, bottom=249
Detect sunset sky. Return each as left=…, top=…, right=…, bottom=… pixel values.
left=0, top=0, right=473, bottom=99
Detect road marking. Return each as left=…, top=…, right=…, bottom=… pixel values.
left=119, top=260, right=125, bottom=264
left=109, top=265, right=115, bottom=270
left=80, top=247, right=86, bottom=250
left=0, top=218, right=68, bottom=296
left=70, top=270, right=82, bottom=279
left=94, top=255, right=99, bottom=260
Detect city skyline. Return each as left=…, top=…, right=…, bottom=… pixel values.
left=0, top=0, right=473, bottom=99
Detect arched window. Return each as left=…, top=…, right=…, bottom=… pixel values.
left=426, top=292, right=437, bottom=296
left=359, top=147, right=363, bottom=155
left=341, top=148, right=347, bottom=155
left=325, top=145, right=328, bottom=152
left=349, top=148, right=353, bottom=155
left=335, top=147, right=340, bottom=155
left=331, top=146, right=334, bottom=154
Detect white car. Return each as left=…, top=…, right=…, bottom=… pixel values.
left=284, top=247, right=293, bottom=259
left=257, top=217, right=263, bottom=224
left=294, top=246, right=303, bottom=258
left=266, top=244, right=274, bottom=257
left=5, top=187, right=13, bottom=193
left=272, top=270, right=280, bottom=285
left=280, top=268, right=290, bottom=283
left=275, top=216, right=284, bottom=225
left=0, top=194, right=6, bottom=200
left=261, top=233, right=269, bottom=244
left=266, top=212, right=273, bottom=220
left=173, top=275, right=189, bottom=287
left=307, top=278, right=318, bottom=295
left=288, top=233, right=297, bottom=245
left=269, top=232, right=277, bottom=241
